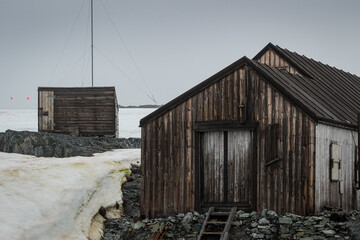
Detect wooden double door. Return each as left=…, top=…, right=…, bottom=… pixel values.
left=199, top=130, right=255, bottom=209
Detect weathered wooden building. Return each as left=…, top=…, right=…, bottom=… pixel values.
left=38, top=87, right=118, bottom=137
left=140, top=43, right=360, bottom=218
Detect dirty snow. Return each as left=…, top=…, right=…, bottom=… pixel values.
left=0, top=149, right=140, bottom=240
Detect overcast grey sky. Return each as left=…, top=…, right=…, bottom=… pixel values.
left=1, top=0, right=359, bottom=109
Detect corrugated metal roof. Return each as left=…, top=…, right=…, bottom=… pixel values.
left=253, top=43, right=360, bottom=127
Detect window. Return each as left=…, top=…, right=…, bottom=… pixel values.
left=266, top=124, right=279, bottom=166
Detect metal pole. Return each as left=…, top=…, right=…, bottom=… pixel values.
left=91, top=0, right=94, bottom=87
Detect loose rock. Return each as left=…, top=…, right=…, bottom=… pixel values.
left=0, top=130, right=141, bottom=157
left=102, top=163, right=360, bottom=240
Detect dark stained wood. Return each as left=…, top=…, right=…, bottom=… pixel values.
left=186, top=99, right=192, bottom=212
left=38, top=87, right=118, bottom=137
left=179, top=102, right=186, bottom=212
left=233, top=70, right=239, bottom=121
left=174, top=106, right=180, bottom=213
left=140, top=126, right=146, bottom=217
left=208, top=85, right=214, bottom=121
left=168, top=110, right=175, bottom=214
left=157, top=117, right=164, bottom=217
left=140, top=63, right=316, bottom=218
left=151, top=120, right=157, bottom=217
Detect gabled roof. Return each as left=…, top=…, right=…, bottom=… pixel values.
left=140, top=56, right=250, bottom=126
left=252, top=62, right=355, bottom=128
left=254, top=43, right=360, bottom=127
left=140, top=45, right=360, bottom=129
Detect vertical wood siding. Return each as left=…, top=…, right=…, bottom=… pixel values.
left=315, top=124, right=360, bottom=211
left=227, top=130, right=251, bottom=204
left=38, top=91, right=54, bottom=131
left=201, top=131, right=225, bottom=204
left=258, top=49, right=302, bottom=76
left=141, top=65, right=316, bottom=218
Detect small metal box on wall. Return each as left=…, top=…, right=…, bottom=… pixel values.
left=330, top=143, right=340, bottom=181
left=38, top=87, right=118, bottom=137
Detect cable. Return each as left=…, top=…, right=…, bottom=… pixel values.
left=57, top=47, right=91, bottom=86
left=48, top=0, right=86, bottom=86
left=98, top=0, right=157, bottom=104
left=94, top=46, right=157, bottom=104
left=81, top=52, right=91, bottom=87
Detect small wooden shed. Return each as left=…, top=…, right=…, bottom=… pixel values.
left=139, top=43, right=360, bottom=218
left=38, top=87, right=118, bottom=137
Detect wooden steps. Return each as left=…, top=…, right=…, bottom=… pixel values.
left=197, top=207, right=237, bottom=240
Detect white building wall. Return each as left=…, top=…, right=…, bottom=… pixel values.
left=315, top=123, right=360, bottom=212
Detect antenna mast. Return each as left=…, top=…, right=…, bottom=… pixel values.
left=91, top=0, right=94, bottom=87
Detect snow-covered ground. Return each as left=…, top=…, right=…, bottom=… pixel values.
left=0, top=108, right=156, bottom=239
left=0, top=149, right=140, bottom=240
left=0, top=108, right=157, bottom=138
left=0, top=109, right=37, bottom=132
left=118, top=108, right=156, bottom=138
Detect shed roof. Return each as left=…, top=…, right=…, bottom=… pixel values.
left=38, top=86, right=116, bottom=92
left=141, top=45, right=360, bottom=129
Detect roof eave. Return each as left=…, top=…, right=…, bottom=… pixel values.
left=246, top=60, right=319, bottom=122
left=317, top=117, right=357, bottom=130
left=139, top=56, right=250, bottom=126
left=252, top=42, right=276, bottom=61
left=140, top=56, right=322, bottom=127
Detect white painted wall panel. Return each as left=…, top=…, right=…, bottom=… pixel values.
left=315, top=124, right=360, bottom=212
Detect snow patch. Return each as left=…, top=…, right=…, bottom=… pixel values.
left=0, top=149, right=140, bottom=240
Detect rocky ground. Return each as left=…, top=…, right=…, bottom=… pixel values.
left=0, top=130, right=140, bottom=157
left=103, top=167, right=360, bottom=240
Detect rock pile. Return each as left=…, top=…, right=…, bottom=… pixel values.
left=104, top=164, right=206, bottom=240
left=104, top=208, right=360, bottom=240
left=0, top=130, right=141, bottom=157
left=122, top=164, right=141, bottom=218
left=230, top=209, right=279, bottom=239
left=103, top=164, right=360, bottom=240
left=103, top=211, right=205, bottom=240
left=276, top=211, right=359, bottom=240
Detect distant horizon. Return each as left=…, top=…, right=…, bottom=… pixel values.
left=0, top=104, right=160, bottom=110
left=1, top=0, right=359, bottom=109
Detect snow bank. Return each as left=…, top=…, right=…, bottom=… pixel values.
left=0, top=108, right=157, bottom=138
left=0, top=149, right=140, bottom=240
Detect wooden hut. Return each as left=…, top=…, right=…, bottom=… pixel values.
left=38, top=87, right=118, bottom=137
left=139, top=43, right=360, bottom=218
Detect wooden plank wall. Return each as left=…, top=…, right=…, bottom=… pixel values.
left=258, top=49, right=301, bottom=75
left=227, top=130, right=251, bottom=204
left=201, top=131, right=225, bottom=204
left=38, top=88, right=117, bottom=137
left=250, top=68, right=316, bottom=215
left=141, top=65, right=316, bottom=218
left=315, top=124, right=360, bottom=211
left=38, top=91, right=54, bottom=131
